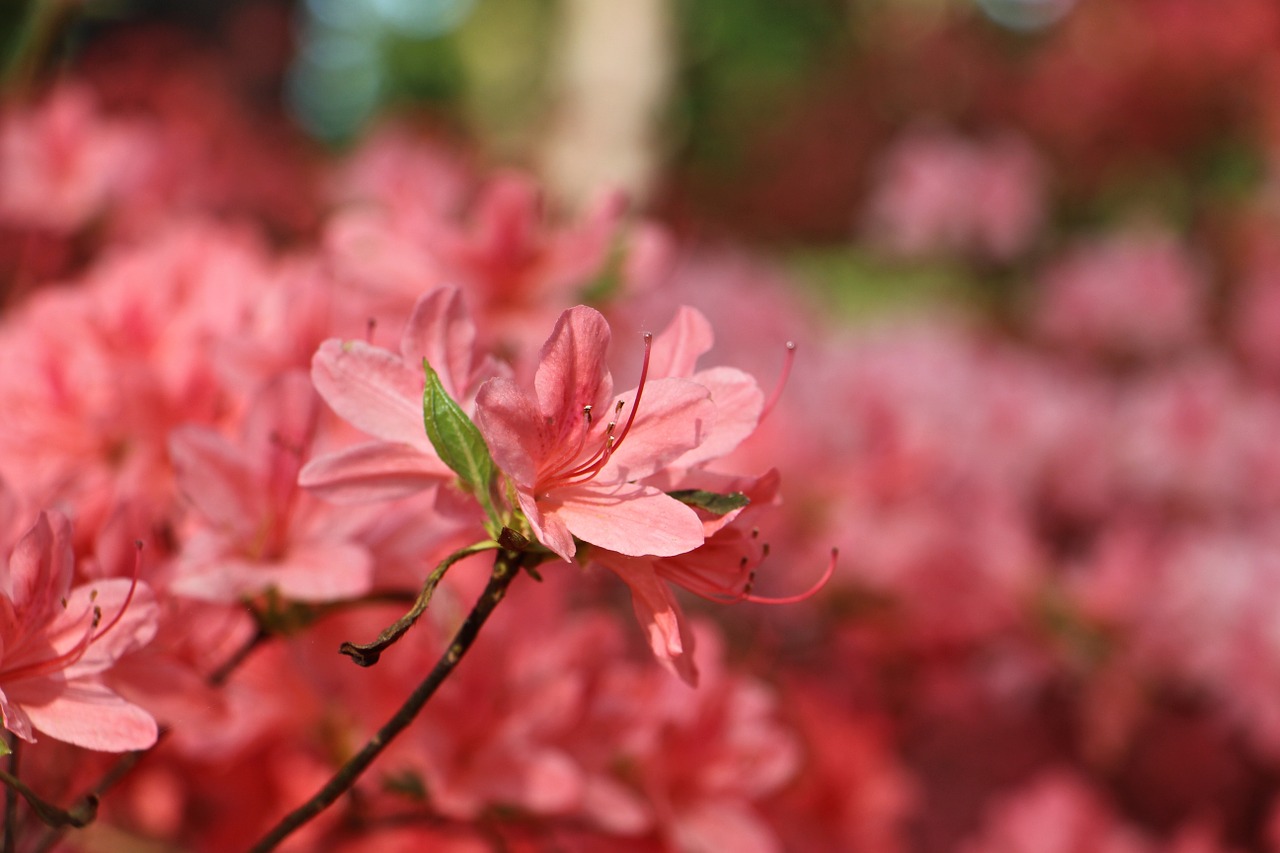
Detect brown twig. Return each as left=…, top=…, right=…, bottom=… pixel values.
left=246, top=547, right=523, bottom=853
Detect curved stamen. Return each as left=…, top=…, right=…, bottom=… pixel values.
left=538, top=332, right=654, bottom=492
left=759, top=341, right=796, bottom=426
left=92, top=540, right=143, bottom=643
left=740, top=547, right=837, bottom=605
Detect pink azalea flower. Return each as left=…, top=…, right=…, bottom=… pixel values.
left=300, top=287, right=501, bottom=503
left=0, top=511, right=158, bottom=751
left=169, top=371, right=374, bottom=603
left=474, top=305, right=712, bottom=562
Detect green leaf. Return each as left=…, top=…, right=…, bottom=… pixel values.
left=0, top=738, right=9, bottom=757
left=668, top=489, right=750, bottom=516
left=423, top=360, right=495, bottom=515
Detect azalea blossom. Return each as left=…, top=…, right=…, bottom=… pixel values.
left=0, top=510, right=158, bottom=751
left=474, top=304, right=712, bottom=562
left=300, top=287, right=502, bottom=503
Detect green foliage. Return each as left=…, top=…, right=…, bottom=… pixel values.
left=668, top=488, right=750, bottom=516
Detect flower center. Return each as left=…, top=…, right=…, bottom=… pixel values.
left=537, top=332, right=653, bottom=495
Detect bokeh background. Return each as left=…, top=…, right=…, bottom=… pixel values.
left=6, top=0, right=1280, bottom=850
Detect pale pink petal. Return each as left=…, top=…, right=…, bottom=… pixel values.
left=550, top=482, right=704, bottom=558
left=13, top=678, right=157, bottom=752
left=581, top=774, right=654, bottom=835
left=671, top=367, right=765, bottom=467
left=533, top=306, right=614, bottom=441
left=600, top=378, right=713, bottom=481
left=474, top=378, right=546, bottom=487
left=169, top=426, right=262, bottom=533
left=598, top=553, right=699, bottom=686
left=311, top=338, right=428, bottom=447
left=400, top=287, right=475, bottom=402
left=299, top=442, right=452, bottom=503
left=517, top=490, right=577, bottom=563
left=650, top=305, right=714, bottom=378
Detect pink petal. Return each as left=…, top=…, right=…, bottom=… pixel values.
left=533, top=306, right=614, bottom=444
left=599, top=377, right=713, bottom=481
left=169, top=426, right=262, bottom=533
left=650, top=305, right=714, bottom=378
left=251, top=541, right=374, bottom=603
left=517, top=490, right=577, bottom=563
left=474, top=378, right=546, bottom=488
left=3, top=512, right=73, bottom=619
left=597, top=554, right=699, bottom=686
left=299, top=441, right=452, bottom=503
left=400, top=287, right=476, bottom=402
left=0, top=688, right=36, bottom=743
left=671, top=799, right=781, bottom=853
left=671, top=367, right=765, bottom=467
left=311, top=338, right=428, bottom=447
left=550, top=482, right=705, bottom=558
left=242, top=370, right=320, bottom=462
left=58, top=580, right=159, bottom=677
left=13, top=678, right=157, bottom=752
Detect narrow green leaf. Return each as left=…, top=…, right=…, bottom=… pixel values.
left=0, top=738, right=9, bottom=757
left=422, top=360, right=495, bottom=512
left=667, top=489, right=750, bottom=516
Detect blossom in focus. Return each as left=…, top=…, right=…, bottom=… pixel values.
left=0, top=510, right=158, bottom=751
left=474, top=304, right=712, bottom=562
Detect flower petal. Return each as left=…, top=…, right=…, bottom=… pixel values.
left=311, top=338, right=428, bottom=447
left=533, top=306, right=613, bottom=444
left=650, top=305, right=714, bottom=379
left=169, top=426, right=262, bottom=533
left=400, top=287, right=477, bottom=402
left=596, top=555, right=699, bottom=686
left=12, top=677, right=157, bottom=752
left=299, top=441, right=452, bottom=503
left=474, top=378, right=545, bottom=488
left=551, top=482, right=704, bottom=558
left=600, top=378, right=713, bottom=482
left=671, top=367, right=764, bottom=467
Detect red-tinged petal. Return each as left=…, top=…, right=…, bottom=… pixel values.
left=517, top=490, right=577, bottom=563
left=0, top=688, right=35, bottom=743
left=650, top=305, right=714, bottom=379
left=13, top=678, right=157, bottom=752
left=299, top=442, right=452, bottom=503
left=474, top=378, right=545, bottom=487
left=533, top=306, right=613, bottom=444
left=400, top=287, right=476, bottom=402
left=311, top=338, right=428, bottom=447
left=671, top=367, right=765, bottom=467
left=169, top=426, right=263, bottom=534
left=551, top=482, right=705, bottom=558
left=600, top=378, right=714, bottom=481
left=3, top=512, right=73, bottom=620
left=580, top=775, right=655, bottom=835
left=598, top=554, right=699, bottom=686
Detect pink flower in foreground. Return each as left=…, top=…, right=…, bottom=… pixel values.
left=0, top=511, right=158, bottom=751
left=300, top=286, right=500, bottom=503
left=474, top=305, right=712, bottom=562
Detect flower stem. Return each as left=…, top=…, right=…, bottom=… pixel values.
left=0, top=763, right=96, bottom=830
left=339, top=540, right=499, bottom=667
left=246, top=547, right=523, bottom=853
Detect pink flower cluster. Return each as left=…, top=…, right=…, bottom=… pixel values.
left=0, top=62, right=835, bottom=850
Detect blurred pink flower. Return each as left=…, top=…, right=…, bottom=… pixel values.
left=0, top=510, right=158, bottom=751
left=1031, top=230, right=1207, bottom=357
left=862, top=129, right=1045, bottom=261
